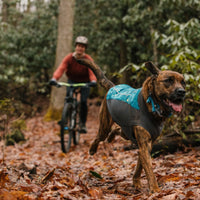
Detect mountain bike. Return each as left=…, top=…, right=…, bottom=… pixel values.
left=52, top=81, right=96, bottom=153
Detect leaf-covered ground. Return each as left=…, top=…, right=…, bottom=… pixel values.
left=0, top=99, right=200, bottom=199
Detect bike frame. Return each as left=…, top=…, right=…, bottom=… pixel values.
left=56, top=82, right=89, bottom=152
left=61, top=82, right=87, bottom=131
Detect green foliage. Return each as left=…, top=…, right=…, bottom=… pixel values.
left=74, top=0, right=199, bottom=72
left=0, top=99, right=15, bottom=117
left=0, top=0, right=59, bottom=99
left=0, top=0, right=199, bottom=134
left=151, top=6, right=200, bottom=134
left=11, top=119, right=26, bottom=131
left=89, top=170, right=103, bottom=179
left=6, top=129, right=26, bottom=146
left=74, top=0, right=200, bottom=134
left=74, top=0, right=154, bottom=72
left=153, top=18, right=200, bottom=101
left=0, top=98, right=26, bottom=145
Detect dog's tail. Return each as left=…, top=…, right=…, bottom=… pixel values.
left=77, top=58, right=115, bottom=91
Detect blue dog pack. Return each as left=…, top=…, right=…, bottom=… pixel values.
left=106, top=84, right=163, bottom=142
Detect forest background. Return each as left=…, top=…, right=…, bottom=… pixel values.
left=0, top=0, right=200, bottom=140
left=0, top=0, right=200, bottom=199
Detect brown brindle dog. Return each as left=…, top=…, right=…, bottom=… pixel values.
left=77, top=58, right=186, bottom=193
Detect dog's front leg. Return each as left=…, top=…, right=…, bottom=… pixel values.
left=134, top=126, right=160, bottom=193
left=133, top=155, right=143, bottom=190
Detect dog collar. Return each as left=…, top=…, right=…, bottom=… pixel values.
left=146, top=94, right=172, bottom=117
left=146, top=95, right=172, bottom=117
left=146, top=95, right=160, bottom=113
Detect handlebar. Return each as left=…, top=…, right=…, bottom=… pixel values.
left=57, top=82, right=87, bottom=87
left=50, top=80, right=96, bottom=88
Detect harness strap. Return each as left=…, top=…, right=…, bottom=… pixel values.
left=146, top=95, right=160, bottom=113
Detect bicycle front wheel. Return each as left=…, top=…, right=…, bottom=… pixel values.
left=72, top=102, right=81, bottom=145
left=60, top=103, right=73, bottom=153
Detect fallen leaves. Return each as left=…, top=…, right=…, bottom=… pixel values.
left=0, top=169, right=9, bottom=187
left=41, top=168, right=55, bottom=184
left=89, top=188, right=103, bottom=199
left=0, top=100, right=200, bottom=199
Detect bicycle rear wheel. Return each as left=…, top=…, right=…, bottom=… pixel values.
left=60, top=103, right=73, bottom=153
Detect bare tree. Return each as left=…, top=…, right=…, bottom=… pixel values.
left=46, top=0, right=75, bottom=120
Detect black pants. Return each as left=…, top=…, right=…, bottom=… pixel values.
left=67, top=80, right=90, bottom=124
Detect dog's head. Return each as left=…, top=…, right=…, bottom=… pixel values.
left=143, top=62, right=186, bottom=116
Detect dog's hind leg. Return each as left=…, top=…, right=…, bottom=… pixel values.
left=107, top=125, right=129, bottom=143
left=89, top=97, right=114, bottom=155
left=133, top=126, right=160, bottom=193
left=107, top=125, right=120, bottom=143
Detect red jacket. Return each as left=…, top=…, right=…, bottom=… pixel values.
left=53, top=53, right=97, bottom=82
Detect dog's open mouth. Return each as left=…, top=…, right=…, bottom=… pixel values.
left=164, top=99, right=183, bottom=112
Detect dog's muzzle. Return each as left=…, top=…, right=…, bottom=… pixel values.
left=163, top=88, right=186, bottom=113
left=176, top=88, right=186, bottom=97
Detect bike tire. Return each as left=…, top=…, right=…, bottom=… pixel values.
left=72, top=103, right=81, bottom=145
left=60, top=103, right=73, bottom=153
left=76, top=102, right=81, bottom=144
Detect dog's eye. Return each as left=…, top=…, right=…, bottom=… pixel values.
left=164, top=77, right=174, bottom=84
left=181, top=80, right=186, bottom=88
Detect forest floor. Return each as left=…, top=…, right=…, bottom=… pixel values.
left=0, top=98, right=200, bottom=200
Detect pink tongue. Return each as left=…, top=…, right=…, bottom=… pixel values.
left=169, top=102, right=182, bottom=112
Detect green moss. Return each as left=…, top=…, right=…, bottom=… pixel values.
left=6, top=138, right=15, bottom=146
left=44, top=106, right=62, bottom=121
left=11, top=119, right=26, bottom=131
left=10, top=129, right=25, bottom=142
left=5, top=129, right=25, bottom=146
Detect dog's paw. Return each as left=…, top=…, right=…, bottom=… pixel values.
left=107, top=133, right=115, bottom=143
left=149, top=185, right=160, bottom=193
left=89, top=145, right=97, bottom=155
left=132, top=179, right=142, bottom=190
left=89, top=150, right=95, bottom=155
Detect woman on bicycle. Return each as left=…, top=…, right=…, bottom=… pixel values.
left=50, top=36, right=97, bottom=133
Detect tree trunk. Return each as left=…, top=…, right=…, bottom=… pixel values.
left=2, top=0, right=9, bottom=22
left=45, top=0, right=75, bottom=120
left=2, top=0, right=17, bottom=23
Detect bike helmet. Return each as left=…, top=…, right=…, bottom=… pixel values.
left=75, top=36, right=88, bottom=47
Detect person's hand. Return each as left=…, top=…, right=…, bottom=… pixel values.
left=88, top=81, right=97, bottom=87
left=49, top=78, right=57, bottom=86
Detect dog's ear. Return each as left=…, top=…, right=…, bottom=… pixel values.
left=145, top=61, right=160, bottom=76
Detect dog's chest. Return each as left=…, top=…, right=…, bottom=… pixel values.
left=106, top=84, right=163, bottom=141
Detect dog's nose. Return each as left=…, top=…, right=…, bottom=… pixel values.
left=176, top=88, right=186, bottom=97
